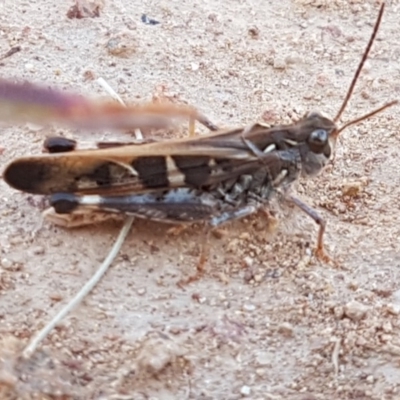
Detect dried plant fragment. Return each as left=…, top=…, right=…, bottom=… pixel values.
left=67, top=0, right=104, bottom=19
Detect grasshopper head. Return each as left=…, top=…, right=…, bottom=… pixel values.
left=297, top=111, right=337, bottom=177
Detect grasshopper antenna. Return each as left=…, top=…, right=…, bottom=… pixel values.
left=332, top=1, right=398, bottom=137
left=335, top=99, right=397, bottom=136
left=333, top=2, right=385, bottom=124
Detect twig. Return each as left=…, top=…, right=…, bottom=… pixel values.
left=0, top=46, right=21, bottom=60
left=22, top=217, right=134, bottom=359
left=331, top=337, right=341, bottom=376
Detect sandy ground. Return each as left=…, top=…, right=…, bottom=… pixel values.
left=1, top=0, right=400, bottom=399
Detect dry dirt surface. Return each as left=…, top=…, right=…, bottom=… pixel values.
left=1, top=0, right=400, bottom=399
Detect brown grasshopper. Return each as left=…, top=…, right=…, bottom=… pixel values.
left=2, top=2, right=397, bottom=280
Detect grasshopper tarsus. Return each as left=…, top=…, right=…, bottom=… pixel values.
left=314, top=239, right=339, bottom=268
left=314, top=246, right=334, bottom=266
left=288, top=195, right=332, bottom=263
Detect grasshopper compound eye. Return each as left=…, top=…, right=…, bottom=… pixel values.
left=308, top=129, right=328, bottom=151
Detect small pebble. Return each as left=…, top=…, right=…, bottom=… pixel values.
left=106, top=33, right=137, bottom=58
left=385, top=303, right=400, bottom=315
left=49, top=293, right=63, bottom=302
left=243, top=256, right=254, bottom=268
left=255, top=351, right=273, bottom=366
left=1, top=258, right=13, bottom=270
left=24, top=63, right=34, bottom=71
left=141, top=14, right=160, bottom=25
left=49, top=238, right=63, bottom=247
left=248, top=27, right=259, bottom=39
left=344, top=300, right=368, bottom=321
left=382, top=321, right=393, bottom=333
left=243, top=304, right=256, bottom=312
left=273, top=57, right=287, bottom=70
left=240, top=385, right=251, bottom=396
left=333, top=306, right=344, bottom=319
left=366, top=375, right=374, bottom=384
left=218, top=293, right=226, bottom=301
left=285, top=54, right=301, bottom=64
left=9, top=236, right=23, bottom=245
left=278, top=322, right=294, bottom=338
left=342, top=181, right=363, bottom=197
left=244, top=269, right=254, bottom=283
left=255, top=368, right=265, bottom=377
left=31, top=245, right=45, bottom=255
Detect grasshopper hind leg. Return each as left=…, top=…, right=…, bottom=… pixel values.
left=47, top=191, right=219, bottom=285
left=48, top=192, right=259, bottom=285
left=178, top=205, right=259, bottom=286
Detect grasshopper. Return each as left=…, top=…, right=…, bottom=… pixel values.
left=2, top=2, right=397, bottom=280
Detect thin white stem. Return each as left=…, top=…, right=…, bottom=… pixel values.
left=22, top=217, right=134, bottom=359
left=96, top=77, right=143, bottom=140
